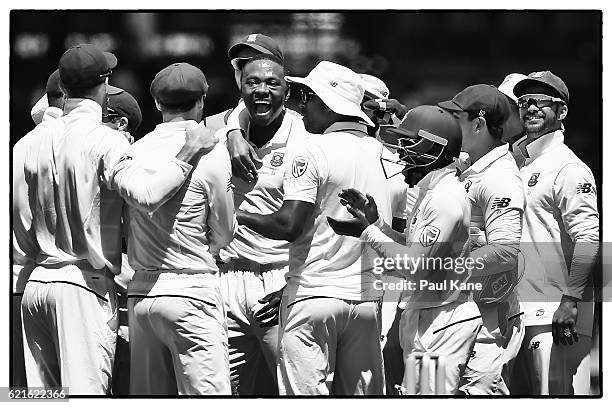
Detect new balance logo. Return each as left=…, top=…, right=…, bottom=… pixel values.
left=529, top=341, right=540, bottom=350
left=491, top=197, right=511, bottom=209
left=576, top=183, right=593, bottom=194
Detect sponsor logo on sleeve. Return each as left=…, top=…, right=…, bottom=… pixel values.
left=292, top=156, right=308, bottom=178
left=491, top=197, right=511, bottom=210
left=419, top=225, right=441, bottom=247
left=576, top=183, right=594, bottom=194
left=527, top=172, right=540, bottom=187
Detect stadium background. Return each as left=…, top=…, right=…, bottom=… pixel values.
left=9, top=10, right=602, bottom=394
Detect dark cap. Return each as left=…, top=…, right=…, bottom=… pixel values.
left=150, top=62, right=208, bottom=106
left=438, top=84, right=511, bottom=127
left=46, top=69, right=63, bottom=98
left=106, top=85, right=142, bottom=133
left=513, top=70, right=569, bottom=103
left=228, top=33, right=283, bottom=61
left=59, top=44, right=117, bottom=89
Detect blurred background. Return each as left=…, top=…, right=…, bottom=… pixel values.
left=9, top=10, right=602, bottom=394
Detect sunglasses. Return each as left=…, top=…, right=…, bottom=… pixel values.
left=230, top=57, right=251, bottom=71
left=299, top=88, right=317, bottom=105
left=517, top=94, right=564, bottom=110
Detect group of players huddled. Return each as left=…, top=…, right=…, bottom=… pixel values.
left=12, top=33, right=599, bottom=396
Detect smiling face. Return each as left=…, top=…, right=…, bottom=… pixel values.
left=241, top=59, right=287, bottom=127
left=517, top=84, right=565, bottom=138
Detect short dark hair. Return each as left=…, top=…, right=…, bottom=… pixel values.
left=466, top=110, right=504, bottom=140
left=159, top=99, right=199, bottom=114
left=242, top=53, right=285, bottom=74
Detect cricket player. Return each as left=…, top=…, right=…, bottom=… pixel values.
left=20, top=44, right=217, bottom=394
left=126, top=62, right=235, bottom=395
left=214, top=54, right=307, bottom=395
left=510, top=71, right=599, bottom=395
left=438, top=84, right=526, bottom=395
left=207, top=33, right=285, bottom=184
left=328, top=105, right=482, bottom=395
left=237, top=61, right=391, bottom=395
left=12, top=69, right=64, bottom=387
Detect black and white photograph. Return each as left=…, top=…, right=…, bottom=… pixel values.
left=5, top=5, right=608, bottom=401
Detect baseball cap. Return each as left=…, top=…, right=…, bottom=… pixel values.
left=285, top=61, right=375, bottom=127
left=106, top=85, right=142, bottom=133
left=497, top=73, right=528, bottom=103
left=46, top=69, right=63, bottom=98
left=438, top=84, right=511, bottom=127
left=360, top=74, right=390, bottom=100
left=228, top=33, right=283, bottom=61
left=381, top=105, right=462, bottom=159
left=59, top=44, right=117, bottom=89
left=150, top=62, right=208, bottom=106
left=513, top=71, right=569, bottom=103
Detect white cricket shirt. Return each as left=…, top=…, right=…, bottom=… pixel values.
left=282, top=121, right=393, bottom=301
left=514, top=130, right=599, bottom=334
left=126, top=120, right=235, bottom=273
left=23, top=99, right=193, bottom=277
left=219, top=110, right=309, bottom=264
left=12, top=107, right=63, bottom=293
left=362, top=165, right=472, bottom=309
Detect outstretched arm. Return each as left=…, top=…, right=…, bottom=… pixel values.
left=237, top=199, right=314, bottom=242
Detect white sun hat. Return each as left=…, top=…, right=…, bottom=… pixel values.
left=359, top=73, right=390, bottom=100
left=497, top=73, right=528, bottom=103
left=285, top=61, right=375, bottom=127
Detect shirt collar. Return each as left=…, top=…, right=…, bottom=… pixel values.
left=155, top=119, right=199, bottom=132
left=462, top=144, right=509, bottom=175
left=417, top=163, right=457, bottom=192
left=247, top=110, right=293, bottom=149
left=42, top=106, right=63, bottom=121
left=514, top=130, right=564, bottom=161
left=63, top=98, right=102, bottom=121
left=323, top=121, right=369, bottom=135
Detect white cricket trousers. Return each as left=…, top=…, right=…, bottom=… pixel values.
left=21, top=264, right=117, bottom=395
left=400, top=300, right=482, bottom=394
left=219, top=260, right=286, bottom=395
left=511, top=324, right=592, bottom=395
left=277, top=295, right=384, bottom=395
left=458, top=295, right=525, bottom=395
left=128, top=271, right=230, bottom=395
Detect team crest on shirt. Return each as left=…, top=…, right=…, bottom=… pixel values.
left=527, top=173, right=540, bottom=187
left=419, top=225, right=441, bottom=247
left=292, top=156, right=308, bottom=178
left=270, top=152, right=284, bottom=167
left=464, top=180, right=472, bottom=193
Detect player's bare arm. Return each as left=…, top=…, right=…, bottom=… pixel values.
left=237, top=199, right=314, bottom=241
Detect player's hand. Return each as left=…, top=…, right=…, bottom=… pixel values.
left=339, top=188, right=379, bottom=224
left=327, top=216, right=368, bottom=237
left=362, top=98, right=408, bottom=120
left=179, top=122, right=219, bottom=163
left=227, top=129, right=261, bottom=183
left=552, top=296, right=579, bottom=346
left=254, top=286, right=285, bottom=328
